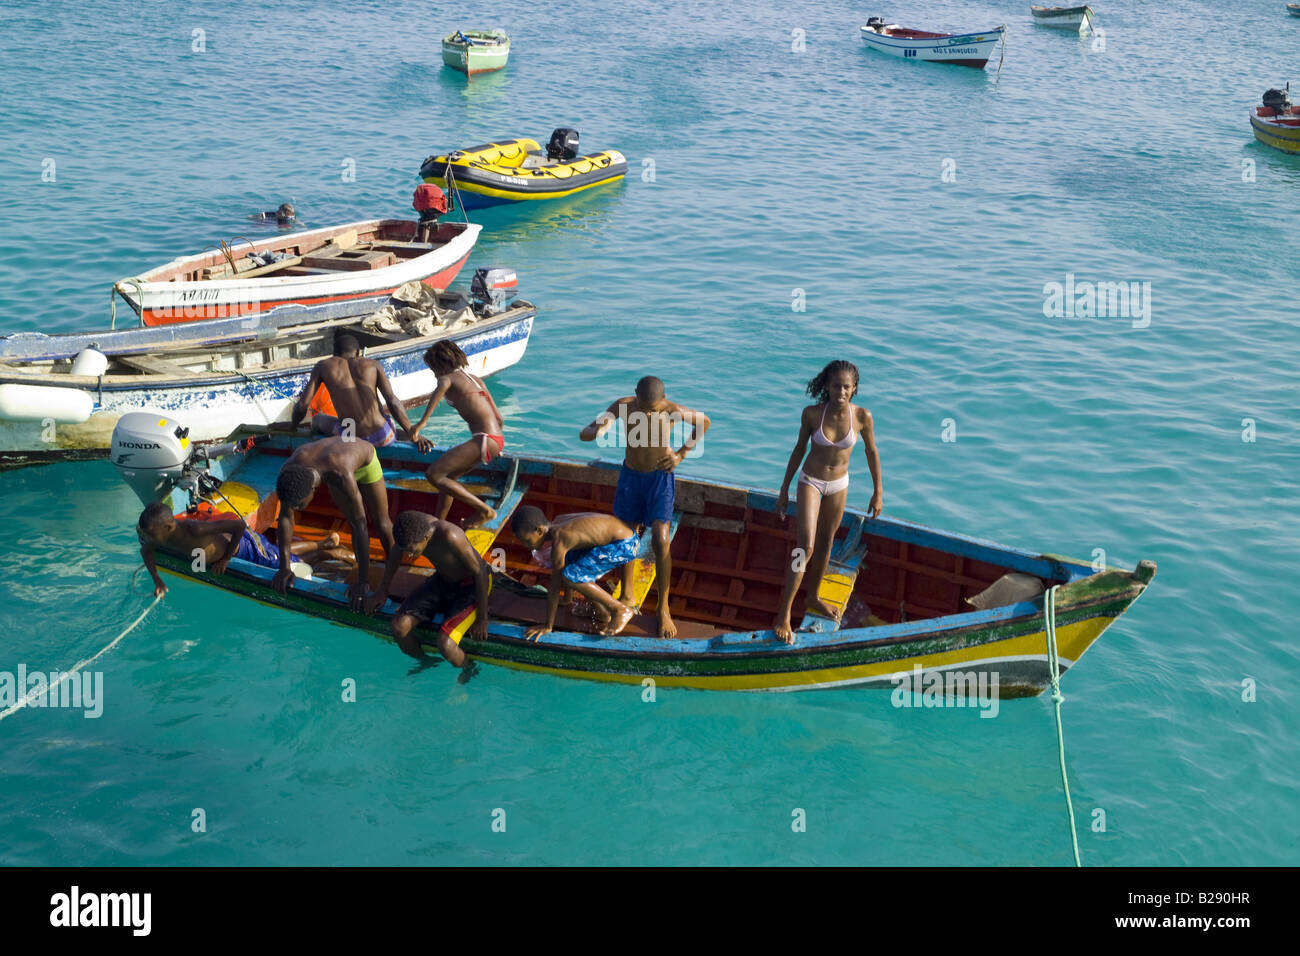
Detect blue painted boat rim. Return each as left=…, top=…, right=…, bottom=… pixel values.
left=859, top=26, right=1005, bottom=46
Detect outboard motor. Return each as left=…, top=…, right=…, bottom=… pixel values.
left=470, top=267, right=519, bottom=317
left=111, top=412, right=193, bottom=505
left=866, top=16, right=886, bottom=29
left=111, top=411, right=267, bottom=507
left=546, top=127, right=580, bottom=162
left=1263, top=87, right=1291, bottom=114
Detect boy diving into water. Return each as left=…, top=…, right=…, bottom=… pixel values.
left=510, top=506, right=641, bottom=638
left=367, top=510, right=492, bottom=670
left=137, top=501, right=353, bottom=598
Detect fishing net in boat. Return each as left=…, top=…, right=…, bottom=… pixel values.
left=361, top=282, right=475, bottom=337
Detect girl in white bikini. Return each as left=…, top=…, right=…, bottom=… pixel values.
left=409, top=341, right=506, bottom=529
left=772, top=360, right=883, bottom=644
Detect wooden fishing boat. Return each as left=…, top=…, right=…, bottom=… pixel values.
left=859, top=18, right=1006, bottom=68
left=420, top=129, right=627, bottom=210
left=441, top=29, right=510, bottom=77
left=141, top=435, right=1156, bottom=696
left=1251, top=87, right=1300, bottom=153
left=0, top=298, right=535, bottom=468
left=113, top=219, right=480, bottom=327
left=1030, top=5, right=1095, bottom=32
left=1289, top=4, right=1300, bottom=18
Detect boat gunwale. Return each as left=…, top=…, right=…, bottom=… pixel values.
left=0, top=305, right=536, bottom=391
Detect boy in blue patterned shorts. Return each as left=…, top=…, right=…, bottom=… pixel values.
left=579, top=376, right=710, bottom=638
left=510, top=507, right=640, bottom=638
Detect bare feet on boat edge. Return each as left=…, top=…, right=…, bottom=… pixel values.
left=773, top=615, right=796, bottom=644
left=804, top=598, right=841, bottom=622
left=462, top=506, right=497, bottom=531
left=323, top=531, right=341, bottom=547
left=600, top=604, right=635, bottom=636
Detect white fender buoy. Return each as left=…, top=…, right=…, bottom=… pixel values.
left=0, top=383, right=94, bottom=424
left=70, top=347, right=108, bottom=377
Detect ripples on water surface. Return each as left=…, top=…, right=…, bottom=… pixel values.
left=0, top=0, right=1296, bottom=865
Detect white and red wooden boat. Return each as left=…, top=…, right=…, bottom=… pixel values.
left=114, top=218, right=480, bottom=327
left=860, top=18, right=1006, bottom=69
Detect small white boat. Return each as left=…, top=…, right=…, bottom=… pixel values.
left=113, top=219, right=480, bottom=327
left=1030, top=5, right=1096, bottom=32
left=0, top=295, right=535, bottom=468
left=860, top=18, right=1006, bottom=69
left=1289, top=3, right=1300, bottom=17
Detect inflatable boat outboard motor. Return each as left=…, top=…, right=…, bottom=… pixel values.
left=546, top=127, right=580, bottom=162
left=111, top=411, right=266, bottom=507
left=470, top=267, right=519, bottom=317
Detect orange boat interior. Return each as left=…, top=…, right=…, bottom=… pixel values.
left=228, top=455, right=1029, bottom=639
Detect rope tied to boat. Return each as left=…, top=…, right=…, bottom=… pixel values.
left=0, top=593, right=162, bottom=722
left=994, top=25, right=1006, bottom=82
left=111, top=277, right=147, bottom=330
left=1043, top=584, right=1082, bottom=866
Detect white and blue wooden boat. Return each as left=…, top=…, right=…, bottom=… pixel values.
left=0, top=297, right=535, bottom=468
left=860, top=18, right=1006, bottom=69
left=1289, top=4, right=1300, bottom=18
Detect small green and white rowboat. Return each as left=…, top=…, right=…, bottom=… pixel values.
left=442, top=30, right=510, bottom=77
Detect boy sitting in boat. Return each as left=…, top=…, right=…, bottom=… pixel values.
left=510, top=506, right=640, bottom=638
left=366, top=510, right=492, bottom=670
left=288, top=334, right=431, bottom=453
left=579, top=376, right=710, bottom=638
left=136, top=501, right=351, bottom=598
left=273, top=436, right=395, bottom=610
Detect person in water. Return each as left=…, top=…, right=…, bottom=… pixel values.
left=249, top=202, right=296, bottom=225
left=273, top=436, right=394, bottom=610
left=367, top=511, right=492, bottom=670
left=408, top=341, right=505, bottom=529
left=579, top=376, right=710, bottom=639
left=772, top=360, right=883, bottom=644
left=510, top=506, right=641, bottom=639
left=288, top=334, right=431, bottom=452
left=136, top=502, right=352, bottom=598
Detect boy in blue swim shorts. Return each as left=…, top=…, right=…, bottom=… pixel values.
left=510, top=506, right=641, bottom=638
left=579, top=376, right=710, bottom=638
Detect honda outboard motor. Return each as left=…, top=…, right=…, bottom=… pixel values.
left=111, top=411, right=269, bottom=507
left=546, top=127, right=580, bottom=162
left=1263, top=87, right=1291, bottom=113
left=470, top=267, right=519, bottom=317
left=111, top=412, right=192, bottom=505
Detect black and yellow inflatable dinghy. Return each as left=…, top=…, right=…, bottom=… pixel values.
left=419, top=128, right=627, bottom=210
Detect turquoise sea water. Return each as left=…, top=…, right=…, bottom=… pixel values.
left=0, top=0, right=1297, bottom=866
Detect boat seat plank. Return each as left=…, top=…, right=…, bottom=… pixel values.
left=612, top=511, right=681, bottom=610
left=466, top=482, right=528, bottom=557
left=802, top=515, right=870, bottom=631
left=115, top=353, right=197, bottom=377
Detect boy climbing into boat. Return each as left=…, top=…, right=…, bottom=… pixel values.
left=365, top=510, right=492, bottom=670
left=579, top=376, right=710, bottom=638
left=272, top=436, right=395, bottom=610
left=136, top=501, right=352, bottom=598
left=772, top=360, right=883, bottom=644
left=510, top=506, right=640, bottom=638
left=408, top=341, right=506, bottom=530
left=288, top=334, right=432, bottom=453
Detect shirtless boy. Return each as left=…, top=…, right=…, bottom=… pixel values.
left=273, top=436, right=394, bottom=610
left=579, top=376, right=710, bottom=638
left=510, top=506, right=641, bottom=639
left=366, top=510, right=491, bottom=669
left=289, top=334, right=431, bottom=452
left=137, top=501, right=350, bottom=597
